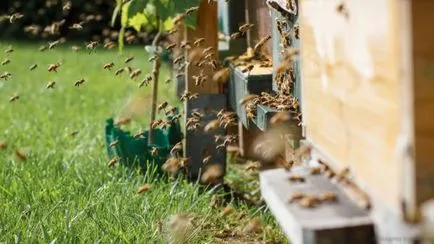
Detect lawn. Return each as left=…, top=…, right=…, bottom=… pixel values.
left=0, top=42, right=287, bottom=243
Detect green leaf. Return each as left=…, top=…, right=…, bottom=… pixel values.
left=127, top=0, right=150, bottom=19
left=162, top=18, right=173, bottom=31
left=129, top=13, right=148, bottom=32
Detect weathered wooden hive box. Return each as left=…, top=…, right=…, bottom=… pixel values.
left=300, top=0, right=434, bottom=220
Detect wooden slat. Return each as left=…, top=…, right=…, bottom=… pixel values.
left=300, top=0, right=403, bottom=213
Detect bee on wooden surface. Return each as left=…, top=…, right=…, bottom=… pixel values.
left=253, top=35, right=271, bottom=53
left=288, top=175, right=305, bottom=183
left=48, top=63, right=61, bottom=72
left=9, top=94, right=19, bottom=102
left=86, top=41, right=98, bottom=54
left=243, top=217, right=262, bottom=234
left=46, top=81, right=56, bottom=89
left=185, top=6, right=199, bottom=15
left=29, top=64, right=38, bottom=71
left=1, top=71, right=12, bottom=80
left=239, top=23, right=255, bottom=34
left=241, top=64, right=254, bottom=74
left=318, top=192, right=338, bottom=203
left=71, top=45, right=80, bottom=52
left=151, top=147, right=158, bottom=157
left=294, top=144, right=312, bottom=159
left=4, top=46, right=13, bottom=53
left=108, top=156, right=120, bottom=167
left=124, top=56, right=134, bottom=64
left=335, top=167, right=350, bottom=182
left=69, top=23, right=84, bottom=30
left=158, top=101, right=168, bottom=112
left=137, top=184, right=151, bottom=194
left=130, top=69, right=142, bottom=79
left=74, top=78, right=85, bottom=87
left=115, top=68, right=124, bottom=76
left=299, top=196, right=318, bottom=208
left=171, top=114, right=182, bottom=122
left=103, top=62, right=114, bottom=70
left=1, top=59, right=10, bottom=66
left=193, top=38, right=205, bottom=47
left=177, top=63, right=186, bottom=73
left=15, top=149, right=27, bottom=161
left=220, top=205, right=235, bottom=217
left=109, top=140, right=119, bottom=148
left=134, top=131, right=145, bottom=138
left=166, top=43, right=177, bottom=51
left=288, top=192, right=306, bottom=203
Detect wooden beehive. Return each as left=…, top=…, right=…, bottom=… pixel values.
left=300, top=0, right=434, bottom=220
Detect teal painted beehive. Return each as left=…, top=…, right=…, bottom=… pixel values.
left=104, top=112, right=183, bottom=173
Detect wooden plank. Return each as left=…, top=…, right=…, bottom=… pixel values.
left=260, top=167, right=375, bottom=244
left=300, top=0, right=403, bottom=214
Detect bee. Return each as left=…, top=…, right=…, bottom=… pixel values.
left=63, top=1, right=72, bottom=11
left=335, top=167, right=350, bottom=182
left=115, top=117, right=131, bottom=126
left=115, top=68, right=124, bottom=76
left=125, top=56, right=134, bottom=64
left=71, top=45, right=81, bottom=52
left=299, top=196, right=318, bottom=208
left=197, top=59, right=207, bottom=68
left=48, top=63, right=61, bottom=72
left=137, top=184, right=151, bottom=194
left=166, top=43, right=176, bottom=51
left=109, top=140, right=119, bottom=148
left=108, top=156, right=120, bottom=167
left=8, top=13, right=24, bottom=24
left=74, top=78, right=85, bottom=87
left=243, top=217, right=262, bottom=234
left=1, top=59, right=10, bottom=66
left=239, top=23, right=254, bottom=34
left=69, top=23, right=83, bottom=30
left=139, top=75, right=152, bottom=87
left=158, top=101, right=168, bottom=112
left=151, top=119, right=162, bottom=129
left=286, top=0, right=296, bottom=11
left=15, top=149, right=27, bottom=161
left=253, top=35, right=271, bottom=53
left=171, top=114, right=182, bottom=122
left=180, top=90, right=191, bottom=101
left=4, top=46, right=13, bottom=53
left=288, top=175, right=305, bottom=183
left=173, top=55, right=184, bottom=65
left=180, top=41, right=191, bottom=49
left=151, top=147, right=158, bottom=157
left=86, top=41, right=98, bottom=54
left=69, top=130, right=79, bottom=137
left=170, top=142, right=183, bottom=156
left=9, top=94, right=19, bottom=102
left=193, top=38, right=205, bottom=47
left=270, top=111, right=291, bottom=125
left=172, top=14, right=185, bottom=26
left=293, top=24, right=299, bottom=39
left=103, top=41, right=116, bottom=49
left=220, top=205, right=235, bottom=217
left=239, top=94, right=259, bottom=106
left=336, top=2, right=350, bottom=19
left=241, top=64, right=254, bottom=74
left=294, top=144, right=312, bottom=159
left=204, top=119, right=220, bottom=133
left=130, top=69, right=142, bottom=79
left=246, top=161, right=260, bottom=171
left=203, top=46, right=214, bottom=55
left=310, top=166, right=322, bottom=175
left=46, top=81, right=56, bottom=89
left=188, top=93, right=199, bottom=100
left=202, top=155, right=212, bottom=165
left=164, top=78, right=172, bottom=84
left=318, top=192, right=338, bottom=203
left=29, top=64, right=38, bottom=71
left=0, top=141, right=6, bottom=150
left=185, top=6, right=199, bottom=15
left=148, top=55, right=158, bottom=62
left=230, top=32, right=241, bottom=40
left=168, top=28, right=177, bottom=35
left=134, top=131, right=145, bottom=138
left=103, top=62, right=115, bottom=70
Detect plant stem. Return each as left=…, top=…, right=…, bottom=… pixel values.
left=244, top=0, right=252, bottom=49
left=148, top=17, right=163, bottom=145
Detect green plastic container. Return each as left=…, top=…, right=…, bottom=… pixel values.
left=104, top=113, right=183, bottom=173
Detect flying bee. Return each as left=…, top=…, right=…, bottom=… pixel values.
left=214, top=135, right=224, bottom=143
left=74, top=78, right=85, bottom=87
left=177, top=63, right=186, bottom=73
left=137, top=184, right=151, bottom=194
left=166, top=43, right=176, bottom=51
left=133, top=131, right=145, bottom=139
left=29, top=64, right=38, bottom=71
left=63, top=1, right=72, bottom=10
left=209, top=60, right=219, bottom=71
left=124, top=66, right=133, bottom=74
left=188, top=93, right=199, bottom=100
left=86, top=41, right=98, bottom=54
left=193, top=38, right=205, bottom=47
left=148, top=55, right=158, bottom=62
left=108, top=156, right=120, bottom=167
left=180, top=41, right=191, bottom=49
left=180, top=90, right=191, bottom=101
left=158, top=101, right=168, bottom=112
left=46, top=81, right=56, bottom=89
left=253, top=35, right=271, bottom=53
left=139, top=75, right=152, bottom=87
left=48, top=63, right=61, bottom=72
left=69, top=23, right=83, bottom=30
left=4, top=46, right=13, bottom=53
left=103, top=41, right=116, bottom=49
left=171, top=114, right=182, bottom=122
left=230, top=32, right=241, bottom=40
left=201, top=164, right=224, bottom=184
left=124, top=56, right=134, bottom=64
left=15, top=149, right=27, bottom=161
left=115, top=117, right=131, bottom=126
left=9, top=94, right=19, bottom=102
left=204, top=119, right=220, bottom=133
left=212, top=67, right=231, bottom=85
left=288, top=175, right=305, bottom=183
left=130, top=69, right=142, bottom=79
left=173, top=55, right=184, bottom=65
left=241, top=64, right=254, bottom=74
left=1, top=59, right=10, bottom=66
left=203, top=46, right=214, bottom=55
left=109, top=140, right=119, bottom=148
left=151, top=119, right=162, bottom=129
left=202, top=155, right=212, bottom=165
left=151, top=147, right=158, bottom=157
left=170, top=142, right=183, bottom=156
left=71, top=45, right=80, bottom=52
left=103, top=62, right=114, bottom=70
left=239, top=23, right=254, bottom=34
left=270, top=111, right=291, bottom=125
left=115, top=68, right=124, bottom=76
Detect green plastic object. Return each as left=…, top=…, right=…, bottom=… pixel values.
left=104, top=112, right=183, bottom=173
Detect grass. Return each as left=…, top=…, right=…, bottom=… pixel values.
left=0, top=42, right=287, bottom=243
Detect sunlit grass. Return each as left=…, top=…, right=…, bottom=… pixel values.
left=0, top=42, right=287, bottom=243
